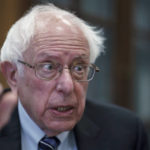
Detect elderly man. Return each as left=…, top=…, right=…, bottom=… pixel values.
left=0, top=3, right=148, bottom=150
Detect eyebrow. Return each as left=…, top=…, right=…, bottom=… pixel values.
left=71, top=55, right=90, bottom=65
left=72, top=54, right=89, bottom=61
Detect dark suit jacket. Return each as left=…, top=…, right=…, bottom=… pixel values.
left=0, top=100, right=149, bottom=150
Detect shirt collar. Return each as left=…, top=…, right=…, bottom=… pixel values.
left=18, top=100, right=69, bottom=145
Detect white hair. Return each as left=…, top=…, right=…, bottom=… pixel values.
left=0, top=3, right=104, bottom=71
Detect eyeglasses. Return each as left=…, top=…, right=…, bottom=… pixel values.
left=18, top=60, right=100, bottom=82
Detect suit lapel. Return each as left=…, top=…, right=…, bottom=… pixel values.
left=74, top=113, right=101, bottom=150
left=0, top=108, right=21, bottom=150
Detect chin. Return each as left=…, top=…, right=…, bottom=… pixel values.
left=43, top=119, right=77, bottom=136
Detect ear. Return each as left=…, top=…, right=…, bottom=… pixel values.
left=0, top=61, right=18, bottom=91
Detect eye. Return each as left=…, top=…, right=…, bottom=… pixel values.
left=71, top=65, right=87, bottom=80
left=36, top=62, right=59, bottom=80
left=37, top=62, right=57, bottom=73
left=43, top=63, right=54, bottom=71
left=73, top=65, right=85, bottom=72
left=72, top=64, right=88, bottom=75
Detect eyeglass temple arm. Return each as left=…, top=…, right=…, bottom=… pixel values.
left=18, top=60, right=34, bottom=68
left=91, top=64, right=100, bottom=72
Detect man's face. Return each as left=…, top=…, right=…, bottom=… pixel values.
left=16, top=19, right=90, bottom=136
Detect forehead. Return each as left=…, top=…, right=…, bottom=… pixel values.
left=33, top=50, right=89, bottom=64
left=24, top=15, right=89, bottom=62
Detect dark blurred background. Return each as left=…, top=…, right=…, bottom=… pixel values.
left=0, top=0, right=150, bottom=145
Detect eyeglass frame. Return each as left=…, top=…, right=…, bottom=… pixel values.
left=17, top=59, right=100, bottom=82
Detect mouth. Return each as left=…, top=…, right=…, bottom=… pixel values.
left=49, top=105, right=75, bottom=117
left=56, top=106, right=74, bottom=112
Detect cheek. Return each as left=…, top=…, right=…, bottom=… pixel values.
left=76, top=82, right=88, bottom=99
left=26, top=81, right=55, bottom=112
left=75, top=82, right=88, bottom=116
left=17, top=72, right=56, bottom=120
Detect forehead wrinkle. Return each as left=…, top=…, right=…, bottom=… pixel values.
left=33, top=50, right=89, bottom=63
left=34, top=50, right=89, bottom=58
left=33, top=32, right=88, bottom=45
left=31, top=34, right=89, bottom=54
left=28, top=17, right=90, bottom=62
left=32, top=43, right=89, bottom=52
left=33, top=15, right=90, bottom=50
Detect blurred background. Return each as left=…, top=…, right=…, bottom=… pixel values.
left=0, top=0, right=150, bottom=145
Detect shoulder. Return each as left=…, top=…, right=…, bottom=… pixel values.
left=84, top=100, right=147, bottom=139
left=76, top=100, right=149, bottom=150
left=85, top=100, right=138, bottom=120
left=85, top=100, right=140, bottom=122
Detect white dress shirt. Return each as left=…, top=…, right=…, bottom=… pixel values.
left=18, top=100, right=77, bottom=150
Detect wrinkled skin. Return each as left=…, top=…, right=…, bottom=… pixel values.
left=14, top=16, right=90, bottom=136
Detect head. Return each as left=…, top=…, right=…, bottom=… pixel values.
left=0, top=4, right=104, bottom=136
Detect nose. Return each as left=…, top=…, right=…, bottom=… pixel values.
left=56, top=68, right=74, bottom=95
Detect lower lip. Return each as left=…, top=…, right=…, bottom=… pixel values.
left=49, top=108, right=74, bottom=117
